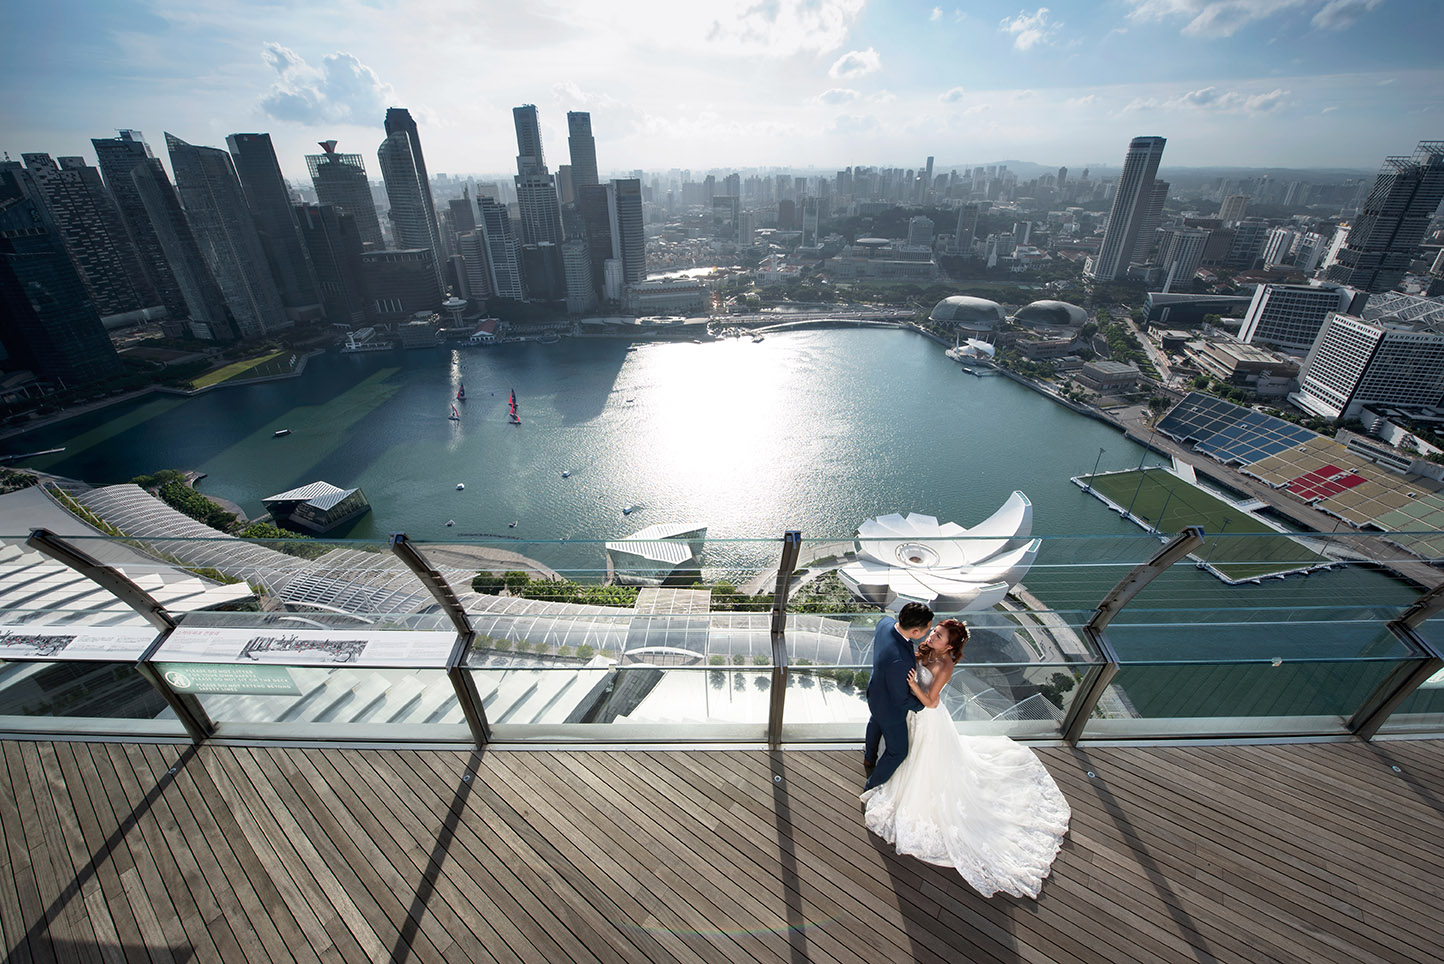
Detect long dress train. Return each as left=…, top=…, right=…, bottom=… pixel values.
left=860, top=666, right=1071, bottom=898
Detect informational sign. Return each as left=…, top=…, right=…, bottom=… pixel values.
left=0, top=625, right=158, bottom=662
left=156, top=626, right=457, bottom=668
left=156, top=663, right=302, bottom=696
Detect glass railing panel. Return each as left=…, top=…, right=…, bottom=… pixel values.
left=1087, top=649, right=1421, bottom=740
left=479, top=666, right=769, bottom=741
left=155, top=609, right=466, bottom=740
left=1373, top=617, right=1444, bottom=735
left=777, top=610, right=1103, bottom=741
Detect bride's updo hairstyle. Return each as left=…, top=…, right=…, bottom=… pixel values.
left=935, top=619, right=969, bottom=661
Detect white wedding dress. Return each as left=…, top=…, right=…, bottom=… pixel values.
left=860, top=664, right=1071, bottom=898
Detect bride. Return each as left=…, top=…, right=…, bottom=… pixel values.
left=859, top=618, right=1071, bottom=899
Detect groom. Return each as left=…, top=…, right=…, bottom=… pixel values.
left=863, top=601, right=934, bottom=790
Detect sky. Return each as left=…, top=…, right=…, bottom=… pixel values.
left=4, top=0, right=1442, bottom=185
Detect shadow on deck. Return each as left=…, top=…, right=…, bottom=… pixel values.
left=2, top=739, right=1441, bottom=963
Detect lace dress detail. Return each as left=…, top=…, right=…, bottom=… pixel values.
left=860, top=664, right=1071, bottom=898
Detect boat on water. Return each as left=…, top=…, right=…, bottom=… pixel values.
left=508, top=520, right=518, bottom=528
left=273, top=429, right=291, bottom=438
left=445, top=519, right=455, bottom=527
left=622, top=505, right=636, bottom=515
left=456, top=483, right=465, bottom=490
left=448, top=404, right=461, bottom=421
left=562, top=470, right=571, bottom=478
left=508, top=388, right=521, bottom=425
left=752, top=335, right=765, bottom=343
left=457, top=383, right=465, bottom=401
left=538, top=334, right=560, bottom=345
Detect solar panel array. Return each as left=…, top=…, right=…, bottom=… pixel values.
left=1156, top=394, right=1317, bottom=466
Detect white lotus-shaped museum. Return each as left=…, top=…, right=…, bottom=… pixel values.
left=838, top=491, right=1040, bottom=612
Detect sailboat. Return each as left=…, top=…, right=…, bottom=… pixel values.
left=448, top=404, right=461, bottom=421
left=508, top=388, right=521, bottom=425
left=456, top=383, right=466, bottom=401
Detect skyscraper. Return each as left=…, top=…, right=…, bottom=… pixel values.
left=21, top=153, right=155, bottom=319
left=377, top=109, right=444, bottom=290
left=477, top=197, right=524, bottom=300
left=93, top=130, right=232, bottom=337
left=1087, top=135, right=1166, bottom=281
left=612, top=178, right=645, bottom=285
left=1324, top=141, right=1444, bottom=294
left=955, top=203, right=979, bottom=256
left=0, top=168, right=124, bottom=384
left=513, top=105, right=564, bottom=247
left=1294, top=311, right=1444, bottom=419
left=560, top=238, right=594, bottom=313
left=294, top=203, right=368, bottom=326
left=90, top=130, right=190, bottom=320
left=306, top=141, right=383, bottom=248
left=227, top=133, right=320, bottom=319
left=577, top=182, right=616, bottom=300
left=166, top=133, right=288, bottom=338
left=567, top=111, right=599, bottom=191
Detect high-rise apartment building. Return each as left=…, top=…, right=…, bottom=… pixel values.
left=377, top=110, right=444, bottom=291
left=513, top=105, right=564, bottom=247
left=1088, top=136, right=1166, bottom=281
left=1262, top=227, right=1300, bottom=269
left=1239, top=283, right=1367, bottom=352
left=560, top=238, right=594, bottom=313
left=227, top=133, right=320, bottom=319
left=166, top=133, right=288, bottom=338
left=1218, top=195, right=1249, bottom=224
left=306, top=142, right=384, bottom=248
left=90, top=130, right=193, bottom=321
left=1157, top=228, right=1210, bottom=291
left=1293, top=312, right=1444, bottom=419
left=20, top=153, right=155, bottom=319
left=955, top=203, right=979, bottom=256
left=566, top=112, right=599, bottom=191
left=456, top=231, right=492, bottom=301
left=1131, top=180, right=1169, bottom=264
left=477, top=197, right=524, bottom=300
left=0, top=169, right=125, bottom=384
left=907, top=216, right=935, bottom=248
left=1324, top=141, right=1444, bottom=294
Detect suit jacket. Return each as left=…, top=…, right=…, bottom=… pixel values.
left=867, top=616, right=923, bottom=723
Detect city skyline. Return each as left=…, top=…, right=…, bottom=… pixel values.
left=5, top=1, right=1443, bottom=184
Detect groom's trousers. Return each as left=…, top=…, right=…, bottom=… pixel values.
left=864, top=715, right=909, bottom=790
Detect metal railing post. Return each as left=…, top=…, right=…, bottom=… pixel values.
left=390, top=533, right=491, bottom=747
left=767, top=530, right=803, bottom=748
left=27, top=527, right=213, bottom=742
left=1062, top=526, right=1206, bottom=745
left=1349, top=617, right=1444, bottom=741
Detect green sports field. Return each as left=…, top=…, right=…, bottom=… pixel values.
left=190, top=351, right=295, bottom=389
left=1085, top=469, right=1317, bottom=580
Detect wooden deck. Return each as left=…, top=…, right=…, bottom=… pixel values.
left=2, top=738, right=1442, bottom=963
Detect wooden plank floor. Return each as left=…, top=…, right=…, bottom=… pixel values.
left=2, top=739, right=1442, bottom=964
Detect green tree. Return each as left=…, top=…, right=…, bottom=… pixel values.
left=503, top=570, right=531, bottom=594
left=472, top=571, right=505, bottom=594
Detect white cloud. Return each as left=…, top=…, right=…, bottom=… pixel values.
left=1122, top=0, right=1384, bottom=38
left=999, top=7, right=1062, bottom=50
left=258, top=42, right=396, bottom=125
left=707, top=0, right=866, bottom=56
left=963, top=104, right=990, bottom=116
left=939, top=86, right=967, bottom=103
left=817, top=88, right=861, bottom=105
left=828, top=47, right=882, bottom=79
left=930, top=6, right=943, bottom=21
left=1321, top=105, right=1339, bottom=113
left=1124, top=85, right=1292, bottom=113
left=1312, top=0, right=1385, bottom=30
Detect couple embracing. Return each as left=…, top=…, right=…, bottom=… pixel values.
left=860, top=602, right=1071, bottom=899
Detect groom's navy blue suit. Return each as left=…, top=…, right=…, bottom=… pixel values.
left=864, top=616, right=923, bottom=790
